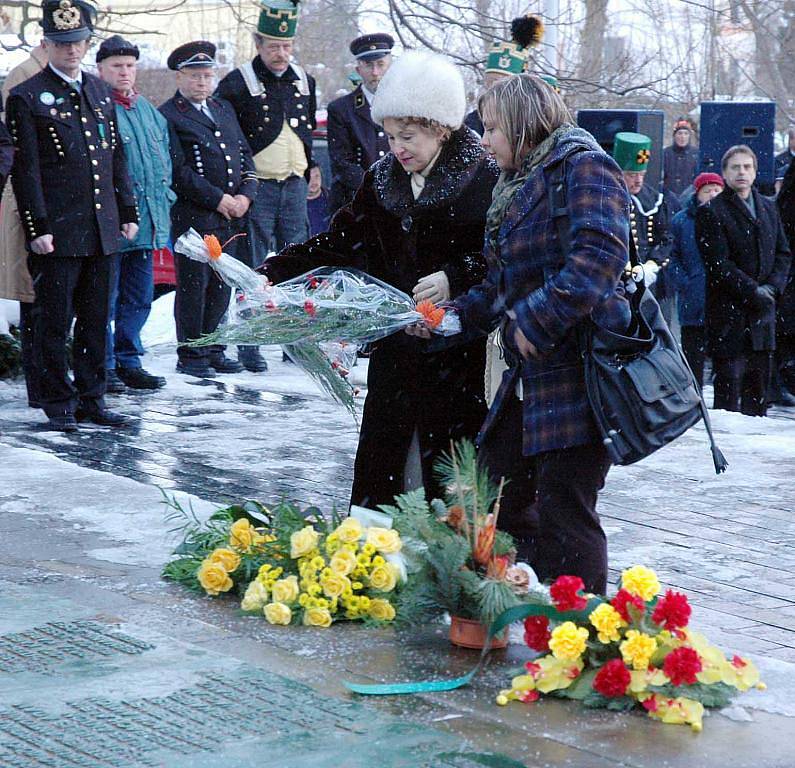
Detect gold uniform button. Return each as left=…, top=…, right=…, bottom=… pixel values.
left=94, top=188, right=100, bottom=194
left=92, top=160, right=98, bottom=166
left=88, top=145, right=95, bottom=151
left=224, top=155, right=231, bottom=161
left=289, top=118, right=299, bottom=128
left=84, top=131, right=91, bottom=137
left=227, top=169, right=233, bottom=174
left=95, top=203, right=101, bottom=210
left=219, top=143, right=226, bottom=149
left=94, top=174, right=100, bottom=181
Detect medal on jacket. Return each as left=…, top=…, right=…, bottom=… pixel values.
left=98, top=123, right=109, bottom=149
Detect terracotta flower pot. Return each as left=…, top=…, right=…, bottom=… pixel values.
left=449, top=615, right=508, bottom=650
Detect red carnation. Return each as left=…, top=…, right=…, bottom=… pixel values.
left=550, top=575, right=587, bottom=612
left=652, top=590, right=692, bottom=632
left=611, top=588, right=646, bottom=623
left=593, top=659, right=631, bottom=698
left=308, top=275, right=319, bottom=289
left=663, top=647, right=703, bottom=686
left=523, top=616, right=551, bottom=652
left=304, top=300, right=317, bottom=317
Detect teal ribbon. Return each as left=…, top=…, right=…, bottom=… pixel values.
left=344, top=598, right=602, bottom=696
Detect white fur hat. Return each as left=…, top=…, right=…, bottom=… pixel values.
left=371, top=51, right=466, bottom=129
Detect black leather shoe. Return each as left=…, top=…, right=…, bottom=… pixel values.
left=47, top=414, right=78, bottom=432
left=209, top=354, right=244, bottom=373
left=75, top=407, right=130, bottom=427
left=117, top=367, right=166, bottom=390
left=238, top=348, right=268, bottom=372
left=105, top=369, right=128, bottom=394
left=176, top=361, right=216, bottom=378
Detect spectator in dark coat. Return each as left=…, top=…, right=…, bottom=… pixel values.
left=773, top=156, right=795, bottom=404
left=669, top=172, right=724, bottom=386
left=663, top=118, right=699, bottom=199
left=775, top=126, right=795, bottom=186
left=696, top=145, right=791, bottom=416
left=263, top=52, right=495, bottom=512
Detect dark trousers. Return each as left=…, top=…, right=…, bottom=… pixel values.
left=479, top=395, right=612, bottom=593
left=681, top=325, right=707, bottom=388
left=28, top=253, right=112, bottom=417
left=106, top=249, right=154, bottom=370
left=713, top=352, right=772, bottom=416
left=18, top=301, right=40, bottom=407
left=174, top=251, right=230, bottom=364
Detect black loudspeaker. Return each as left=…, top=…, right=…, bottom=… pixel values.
left=699, top=101, right=776, bottom=192
left=576, top=109, right=665, bottom=189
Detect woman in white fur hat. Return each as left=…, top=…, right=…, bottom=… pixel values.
left=263, top=51, right=498, bottom=510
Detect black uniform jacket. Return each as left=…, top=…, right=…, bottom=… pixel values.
left=696, top=187, right=792, bottom=355
left=215, top=57, right=316, bottom=168
left=6, top=67, right=137, bottom=257
left=159, top=91, right=258, bottom=237
left=326, top=85, right=389, bottom=210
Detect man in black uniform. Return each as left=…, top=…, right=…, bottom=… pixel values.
left=160, top=41, right=259, bottom=379
left=6, top=0, right=138, bottom=432
left=0, top=111, right=12, bottom=192
left=326, top=33, right=393, bottom=213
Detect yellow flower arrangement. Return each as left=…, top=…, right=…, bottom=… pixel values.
left=304, top=607, right=333, bottom=627
left=368, top=598, right=396, bottom=621
left=271, top=575, right=300, bottom=604
left=620, top=565, right=660, bottom=601
left=368, top=563, right=398, bottom=593
left=264, top=602, right=292, bottom=625
left=197, top=561, right=234, bottom=596
left=620, top=630, right=658, bottom=670
left=329, top=549, right=357, bottom=577
left=229, top=519, right=257, bottom=553
left=365, top=527, right=402, bottom=554
left=241, top=579, right=269, bottom=611
left=548, top=622, right=589, bottom=661
left=319, top=570, right=351, bottom=599
left=589, top=602, right=625, bottom=644
left=334, top=517, right=364, bottom=544
left=207, top=547, right=241, bottom=573
left=290, top=526, right=320, bottom=558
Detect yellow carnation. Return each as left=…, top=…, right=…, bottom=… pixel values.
left=197, top=561, right=233, bottom=596
left=207, top=547, right=241, bottom=573
left=303, top=607, right=333, bottom=627
left=620, top=629, right=658, bottom=670
left=329, top=549, right=357, bottom=577
left=229, top=519, right=256, bottom=552
left=589, top=603, right=626, bottom=644
left=263, top=602, right=292, bottom=625
left=534, top=655, right=585, bottom=693
left=334, top=517, right=364, bottom=544
left=368, top=599, right=396, bottom=621
left=548, top=622, right=589, bottom=661
left=290, top=526, right=320, bottom=558
left=365, top=527, right=402, bottom=554
left=271, top=575, right=300, bottom=604
left=629, top=667, right=668, bottom=693
left=369, top=563, right=398, bottom=593
left=620, top=565, right=660, bottom=601
left=240, top=579, right=269, bottom=611
left=319, top=571, right=351, bottom=599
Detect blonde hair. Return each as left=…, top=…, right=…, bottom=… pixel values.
left=478, top=74, right=572, bottom=167
left=388, top=116, right=452, bottom=142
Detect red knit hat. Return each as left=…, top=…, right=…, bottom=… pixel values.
left=694, top=172, right=724, bottom=192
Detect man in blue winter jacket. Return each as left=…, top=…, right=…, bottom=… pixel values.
left=97, top=36, right=172, bottom=391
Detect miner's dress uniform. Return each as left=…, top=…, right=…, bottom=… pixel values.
left=159, top=91, right=258, bottom=367
left=6, top=67, right=138, bottom=418
left=327, top=85, right=390, bottom=213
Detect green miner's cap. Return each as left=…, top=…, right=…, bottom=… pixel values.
left=613, top=132, right=652, bottom=172
left=257, top=0, right=299, bottom=39
left=485, top=14, right=544, bottom=75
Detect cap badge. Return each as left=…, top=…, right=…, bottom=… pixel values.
left=39, top=91, right=56, bottom=106
left=636, top=149, right=650, bottom=165
left=53, top=0, right=82, bottom=31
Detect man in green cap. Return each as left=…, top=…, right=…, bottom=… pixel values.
left=215, top=0, right=319, bottom=372
left=613, top=131, right=681, bottom=327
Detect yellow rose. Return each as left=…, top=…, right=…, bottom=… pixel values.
left=368, top=563, right=398, bottom=592
left=240, top=579, right=269, bottom=611
left=589, top=603, right=626, bottom=644
left=229, top=519, right=256, bottom=552
left=290, top=526, right=320, bottom=558
left=271, top=575, right=300, bottom=604
left=320, top=571, right=351, bottom=598
left=620, top=565, right=660, bottom=601
left=368, top=599, right=396, bottom=621
left=263, top=602, right=292, bottom=625
left=207, top=547, right=241, bottom=573
left=303, top=607, right=333, bottom=627
left=334, top=517, right=364, bottom=544
left=620, top=629, right=658, bottom=670
left=365, top=527, right=402, bottom=554
left=197, top=561, right=234, bottom=596
left=329, top=549, right=357, bottom=577
left=548, top=622, right=589, bottom=661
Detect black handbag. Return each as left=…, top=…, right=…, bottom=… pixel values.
left=548, top=160, right=727, bottom=473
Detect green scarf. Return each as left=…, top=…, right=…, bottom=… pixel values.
left=485, top=123, right=579, bottom=248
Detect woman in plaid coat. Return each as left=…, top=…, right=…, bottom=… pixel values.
left=414, top=75, right=631, bottom=593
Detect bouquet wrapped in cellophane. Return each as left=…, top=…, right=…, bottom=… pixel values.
left=174, top=229, right=460, bottom=414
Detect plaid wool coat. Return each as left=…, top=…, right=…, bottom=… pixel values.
left=455, top=129, right=631, bottom=457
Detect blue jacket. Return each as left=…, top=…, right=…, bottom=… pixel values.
left=455, top=128, right=630, bottom=457
left=115, top=94, right=174, bottom=252
left=669, top=192, right=705, bottom=327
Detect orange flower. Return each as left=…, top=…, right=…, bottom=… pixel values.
left=474, top=518, right=496, bottom=567
left=204, top=234, right=222, bottom=261
left=417, top=300, right=445, bottom=329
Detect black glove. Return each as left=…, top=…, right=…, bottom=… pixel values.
left=754, top=284, right=776, bottom=306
